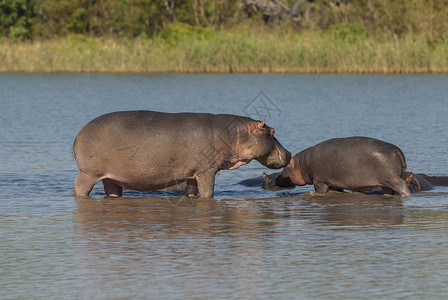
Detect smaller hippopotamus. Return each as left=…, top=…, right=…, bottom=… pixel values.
left=238, top=172, right=294, bottom=190
left=414, top=174, right=448, bottom=187
left=275, top=137, right=411, bottom=196
left=260, top=170, right=448, bottom=194
left=403, top=172, right=433, bottom=192
left=403, top=171, right=448, bottom=192
left=262, top=172, right=295, bottom=190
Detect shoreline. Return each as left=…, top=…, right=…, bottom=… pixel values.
left=1, top=69, right=447, bottom=74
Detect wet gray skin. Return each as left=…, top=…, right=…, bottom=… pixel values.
left=237, top=172, right=294, bottom=190
left=73, top=110, right=291, bottom=198
left=402, top=171, right=433, bottom=192
left=414, top=174, right=448, bottom=187
left=402, top=171, right=448, bottom=192
left=258, top=170, right=448, bottom=194
left=275, top=137, right=412, bottom=196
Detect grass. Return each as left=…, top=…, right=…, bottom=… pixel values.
left=1, top=29, right=448, bottom=73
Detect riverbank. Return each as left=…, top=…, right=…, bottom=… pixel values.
left=1, top=30, right=448, bottom=73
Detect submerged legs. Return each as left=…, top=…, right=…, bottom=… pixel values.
left=102, top=179, right=123, bottom=197
left=383, top=177, right=411, bottom=196
left=74, top=171, right=99, bottom=196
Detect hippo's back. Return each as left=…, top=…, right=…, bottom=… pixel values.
left=300, top=137, right=407, bottom=186
left=310, top=136, right=405, bottom=167
left=75, top=110, right=211, bottom=139
left=73, top=110, right=215, bottom=179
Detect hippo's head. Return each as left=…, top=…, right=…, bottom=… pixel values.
left=262, top=172, right=280, bottom=189
left=243, top=120, right=291, bottom=169
left=217, top=117, right=291, bottom=171
left=261, top=172, right=295, bottom=190
left=276, top=156, right=306, bottom=186
left=402, top=171, right=432, bottom=193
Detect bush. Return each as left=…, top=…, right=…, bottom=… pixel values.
left=327, top=23, right=368, bottom=43
left=0, top=0, right=35, bottom=40
left=158, top=22, right=214, bottom=47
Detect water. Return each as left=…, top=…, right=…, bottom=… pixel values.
left=1, top=74, right=448, bottom=299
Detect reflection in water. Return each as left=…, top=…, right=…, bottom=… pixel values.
left=298, top=192, right=405, bottom=228
left=73, top=193, right=416, bottom=298
left=75, top=193, right=406, bottom=238
left=75, top=196, right=287, bottom=298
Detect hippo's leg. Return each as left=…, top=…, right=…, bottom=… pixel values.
left=313, top=180, right=329, bottom=193
left=382, top=187, right=395, bottom=195
left=383, top=177, right=411, bottom=197
left=102, top=178, right=123, bottom=197
left=74, top=171, right=99, bottom=196
left=186, top=178, right=198, bottom=196
left=196, top=172, right=215, bottom=198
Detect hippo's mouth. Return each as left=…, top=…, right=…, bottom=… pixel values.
left=228, top=159, right=252, bottom=170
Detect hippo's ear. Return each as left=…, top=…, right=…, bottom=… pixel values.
left=289, top=158, right=295, bottom=167
left=262, top=172, right=267, bottom=178
left=257, top=120, right=265, bottom=128
left=406, top=172, right=414, bottom=187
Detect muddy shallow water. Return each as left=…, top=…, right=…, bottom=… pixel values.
left=1, top=74, right=448, bottom=298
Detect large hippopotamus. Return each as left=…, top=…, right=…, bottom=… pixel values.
left=73, top=111, right=291, bottom=197
left=274, top=137, right=412, bottom=196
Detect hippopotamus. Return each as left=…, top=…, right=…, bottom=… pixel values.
left=257, top=170, right=448, bottom=194
left=274, top=137, right=412, bottom=196
left=415, top=174, right=448, bottom=187
left=403, top=171, right=448, bottom=192
left=237, top=172, right=294, bottom=190
left=73, top=110, right=291, bottom=197
left=403, top=171, right=433, bottom=192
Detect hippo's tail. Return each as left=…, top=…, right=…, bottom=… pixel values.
left=72, top=136, right=78, bottom=161
left=396, top=148, right=407, bottom=170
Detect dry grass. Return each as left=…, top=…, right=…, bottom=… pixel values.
left=1, top=31, right=447, bottom=73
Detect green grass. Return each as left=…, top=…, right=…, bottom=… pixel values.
left=1, top=30, right=448, bottom=73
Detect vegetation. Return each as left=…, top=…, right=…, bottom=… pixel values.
left=1, top=0, right=448, bottom=73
